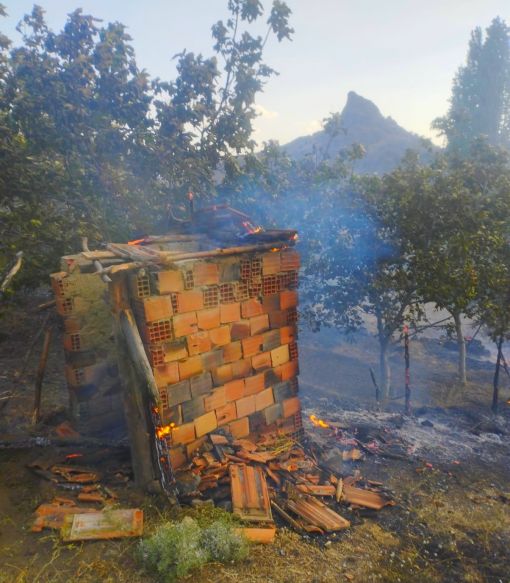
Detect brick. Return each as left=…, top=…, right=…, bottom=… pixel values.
left=182, top=397, right=205, bottom=422
left=173, top=312, right=198, bottom=337
left=187, top=331, right=211, bottom=355
left=201, top=350, right=224, bottom=370
left=162, top=405, right=182, bottom=426
left=215, top=402, right=237, bottom=426
left=280, top=249, right=300, bottom=271
left=190, top=372, right=213, bottom=397
left=262, top=330, right=280, bottom=352
left=143, top=296, right=173, bottom=322
left=157, top=270, right=184, bottom=293
left=255, top=387, right=274, bottom=411
left=178, top=355, right=203, bottom=380
left=167, top=380, right=191, bottom=407
left=204, top=387, right=227, bottom=412
left=232, top=359, right=252, bottom=379
left=235, top=395, right=256, bottom=417
left=169, top=446, right=187, bottom=469
left=172, top=422, right=196, bottom=445
left=154, top=363, right=180, bottom=389
left=196, top=307, right=221, bottom=330
left=280, top=290, right=298, bottom=310
left=228, top=416, right=250, bottom=439
left=220, top=260, right=240, bottom=282
left=248, top=411, right=266, bottom=433
left=163, top=341, right=188, bottom=363
left=230, top=320, right=251, bottom=340
left=224, top=379, right=245, bottom=402
left=220, top=302, right=241, bottom=323
left=193, top=262, right=219, bottom=285
left=241, top=335, right=263, bottom=358
left=252, top=351, right=272, bottom=371
left=195, top=411, right=218, bottom=437
left=280, top=325, right=297, bottom=345
left=282, top=396, right=301, bottom=418
left=262, top=294, right=280, bottom=312
left=250, top=314, right=270, bottom=335
left=262, top=252, right=281, bottom=275
left=276, top=360, right=299, bottom=381
left=186, top=436, right=207, bottom=457
left=268, top=310, right=287, bottom=328
left=177, top=290, right=204, bottom=313
left=271, top=344, right=290, bottom=367
left=241, top=298, right=265, bottom=318
left=244, top=373, right=265, bottom=396
left=209, top=325, right=231, bottom=347
left=212, top=364, right=233, bottom=386
left=223, top=341, right=242, bottom=363
left=264, top=368, right=280, bottom=388
left=263, top=403, right=282, bottom=425
left=273, top=381, right=294, bottom=402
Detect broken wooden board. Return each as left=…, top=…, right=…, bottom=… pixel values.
left=285, top=495, right=350, bottom=531
left=230, top=464, right=273, bottom=523
left=61, top=508, right=144, bottom=541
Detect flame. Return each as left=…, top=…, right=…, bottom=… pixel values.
left=309, top=414, right=330, bottom=429
left=66, top=453, right=83, bottom=460
left=291, top=233, right=298, bottom=242
left=242, top=221, right=262, bottom=234
left=188, top=191, right=194, bottom=201
left=128, top=238, right=145, bottom=246
left=156, top=423, right=176, bottom=439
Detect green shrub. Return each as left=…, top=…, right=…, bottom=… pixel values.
left=140, top=514, right=248, bottom=581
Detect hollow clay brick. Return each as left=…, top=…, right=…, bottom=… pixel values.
left=177, top=290, right=204, bottom=313
left=212, top=364, right=234, bottom=386
left=241, top=298, right=265, bottom=318
left=235, top=395, right=256, bottom=418
left=193, top=262, right=219, bottom=286
left=195, top=411, right=218, bottom=437
left=196, top=307, right=221, bottom=330
left=224, top=379, right=245, bottom=402
left=250, top=314, right=270, bottom=336
left=190, top=372, right=213, bottom=397
left=228, top=416, right=250, bottom=438
left=280, top=290, right=298, bottom=310
left=282, top=396, right=301, bottom=418
left=241, top=335, right=264, bottom=358
left=230, top=320, right=251, bottom=340
left=154, top=362, right=180, bottom=389
left=209, top=326, right=231, bottom=347
left=252, top=351, right=272, bottom=371
left=171, top=422, right=196, bottom=445
left=157, top=270, right=184, bottom=294
left=187, top=331, right=211, bottom=355
left=215, top=402, right=237, bottom=426
left=204, top=387, right=227, bottom=412
left=244, top=373, right=265, bottom=396
left=223, top=341, right=242, bottom=363
left=167, top=380, right=191, bottom=407
left=173, top=312, right=198, bottom=337
left=280, top=325, right=297, bottom=345
left=178, top=355, right=203, bottom=380
left=255, top=387, right=274, bottom=411
left=220, top=302, right=241, bottom=323
left=232, top=359, right=252, bottom=379
left=143, top=296, right=173, bottom=322
left=271, top=344, right=290, bottom=367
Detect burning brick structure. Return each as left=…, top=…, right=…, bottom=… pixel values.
left=51, top=206, right=302, bottom=488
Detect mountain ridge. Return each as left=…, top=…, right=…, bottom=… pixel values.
left=282, top=91, right=437, bottom=174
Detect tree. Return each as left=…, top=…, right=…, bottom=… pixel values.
left=0, top=1, right=292, bottom=287
left=433, top=17, right=510, bottom=152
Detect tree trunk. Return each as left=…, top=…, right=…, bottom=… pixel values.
left=452, top=311, right=467, bottom=385
left=492, top=336, right=503, bottom=414
left=379, top=339, right=391, bottom=400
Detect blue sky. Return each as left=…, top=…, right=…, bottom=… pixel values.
left=3, top=1, right=510, bottom=146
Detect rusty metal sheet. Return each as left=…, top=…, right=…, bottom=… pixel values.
left=230, top=464, right=273, bottom=523
left=61, top=508, right=144, bottom=541
left=286, top=495, right=350, bottom=531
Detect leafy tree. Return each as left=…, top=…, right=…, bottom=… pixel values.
left=433, top=17, right=510, bottom=152
left=0, top=1, right=292, bottom=287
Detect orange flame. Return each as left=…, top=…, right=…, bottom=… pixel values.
left=128, top=238, right=145, bottom=246
left=309, top=414, right=329, bottom=429
left=156, top=423, right=176, bottom=439
left=65, top=453, right=83, bottom=460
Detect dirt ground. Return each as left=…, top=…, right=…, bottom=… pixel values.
left=1, top=292, right=510, bottom=583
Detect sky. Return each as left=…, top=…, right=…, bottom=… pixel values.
left=2, top=0, right=510, bottom=147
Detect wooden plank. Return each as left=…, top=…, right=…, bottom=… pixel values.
left=230, top=464, right=272, bottom=523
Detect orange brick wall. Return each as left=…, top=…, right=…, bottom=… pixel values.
left=127, top=247, right=302, bottom=468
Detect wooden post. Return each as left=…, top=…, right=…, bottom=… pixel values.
left=492, top=335, right=504, bottom=414
left=32, top=326, right=53, bottom=424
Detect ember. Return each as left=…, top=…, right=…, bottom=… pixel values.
left=309, top=414, right=330, bottom=429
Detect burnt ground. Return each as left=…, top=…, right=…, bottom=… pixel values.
left=1, top=292, right=510, bottom=583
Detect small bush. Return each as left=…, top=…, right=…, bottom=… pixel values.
left=140, top=514, right=248, bottom=581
